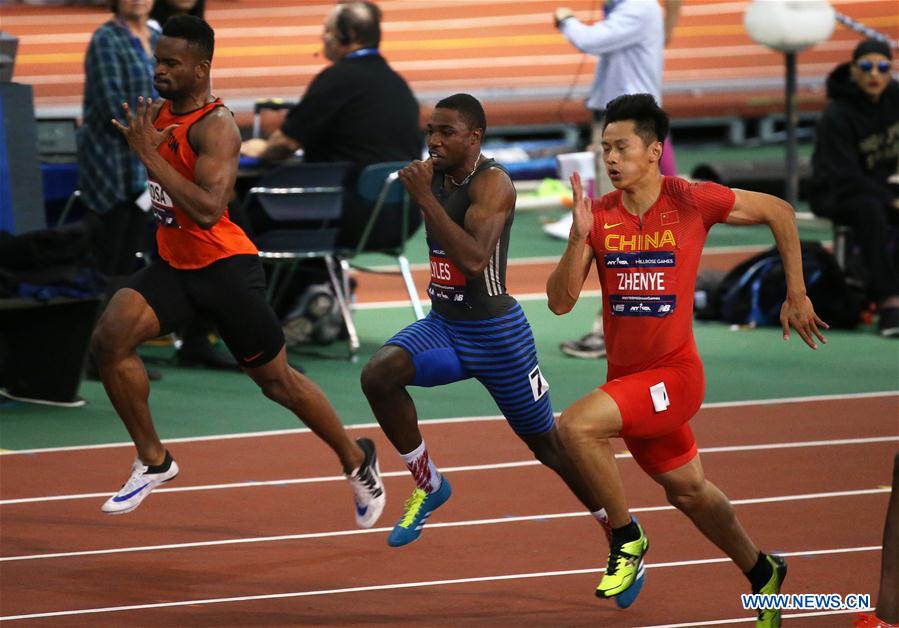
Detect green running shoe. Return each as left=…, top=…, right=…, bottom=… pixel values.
left=595, top=519, right=649, bottom=599
left=755, top=555, right=788, bottom=628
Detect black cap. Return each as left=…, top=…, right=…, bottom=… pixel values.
left=852, top=38, right=892, bottom=61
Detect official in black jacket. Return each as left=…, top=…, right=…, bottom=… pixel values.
left=811, top=38, right=899, bottom=337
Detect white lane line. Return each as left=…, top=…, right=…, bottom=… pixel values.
left=2, top=436, right=895, bottom=507
left=1, top=391, right=895, bottom=457
left=698, top=435, right=898, bottom=454
left=0, top=545, right=881, bottom=622
left=0, top=461, right=535, bottom=506
left=0, top=488, right=888, bottom=563
left=701, top=392, right=898, bottom=409
left=639, top=607, right=875, bottom=627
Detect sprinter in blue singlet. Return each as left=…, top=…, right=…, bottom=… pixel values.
left=360, top=94, right=614, bottom=563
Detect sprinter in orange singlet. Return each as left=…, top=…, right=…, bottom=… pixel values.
left=92, top=16, right=385, bottom=527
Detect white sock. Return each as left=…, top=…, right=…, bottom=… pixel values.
left=592, top=507, right=612, bottom=542
left=400, top=440, right=442, bottom=493
left=592, top=508, right=610, bottom=525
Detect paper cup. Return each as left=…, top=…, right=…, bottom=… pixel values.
left=556, top=151, right=596, bottom=197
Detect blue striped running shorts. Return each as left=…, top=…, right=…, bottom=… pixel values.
left=385, top=303, right=554, bottom=435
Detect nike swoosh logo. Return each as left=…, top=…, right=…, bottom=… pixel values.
left=113, top=483, right=150, bottom=502
left=603, top=222, right=624, bottom=229
left=243, top=351, right=264, bottom=363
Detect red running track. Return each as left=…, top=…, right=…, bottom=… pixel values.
left=0, top=393, right=896, bottom=625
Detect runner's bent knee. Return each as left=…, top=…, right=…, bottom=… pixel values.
left=258, top=373, right=303, bottom=407
left=557, top=406, right=618, bottom=441
left=558, top=389, right=622, bottom=441
left=658, top=467, right=708, bottom=511
left=664, top=483, right=706, bottom=511
left=361, top=345, right=414, bottom=398
left=91, top=290, right=159, bottom=362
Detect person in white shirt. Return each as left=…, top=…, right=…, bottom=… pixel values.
left=548, top=0, right=681, bottom=359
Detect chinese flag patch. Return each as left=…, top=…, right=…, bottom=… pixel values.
left=660, top=210, right=680, bottom=226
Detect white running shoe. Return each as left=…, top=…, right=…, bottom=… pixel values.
left=542, top=213, right=573, bottom=240
left=101, top=452, right=180, bottom=515
left=346, top=438, right=386, bottom=528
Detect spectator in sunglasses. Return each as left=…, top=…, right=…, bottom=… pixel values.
left=810, top=38, right=899, bottom=337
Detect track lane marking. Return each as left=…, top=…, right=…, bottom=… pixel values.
left=1, top=391, right=895, bottom=456
left=0, top=545, right=880, bottom=622
left=0, top=487, right=888, bottom=563
left=639, top=607, right=875, bottom=627
left=2, top=436, right=895, bottom=506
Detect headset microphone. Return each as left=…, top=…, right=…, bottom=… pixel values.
left=335, top=6, right=351, bottom=45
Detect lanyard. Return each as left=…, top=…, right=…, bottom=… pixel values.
left=344, top=48, right=380, bottom=59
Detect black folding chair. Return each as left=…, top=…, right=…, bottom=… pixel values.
left=240, top=161, right=359, bottom=357
left=340, top=161, right=424, bottom=321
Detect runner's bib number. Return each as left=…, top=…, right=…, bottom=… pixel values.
left=427, top=241, right=467, bottom=303
left=148, top=179, right=178, bottom=227
left=604, top=250, right=677, bottom=317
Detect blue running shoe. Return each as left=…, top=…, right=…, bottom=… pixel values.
left=387, top=477, right=452, bottom=547
left=614, top=562, right=645, bottom=608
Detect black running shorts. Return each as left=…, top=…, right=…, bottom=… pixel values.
left=126, top=254, right=284, bottom=368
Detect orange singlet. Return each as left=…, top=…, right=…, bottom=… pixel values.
left=149, top=98, right=257, bottom=269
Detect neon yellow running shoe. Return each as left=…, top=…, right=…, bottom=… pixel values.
left=755, top=555, right=788, bottom=628
left=595, top=519, right=648, bottom=599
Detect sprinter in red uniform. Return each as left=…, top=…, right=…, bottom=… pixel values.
left=92, top=16, right=385, bottom=527
left=546, top=94, right=827, bottom=627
